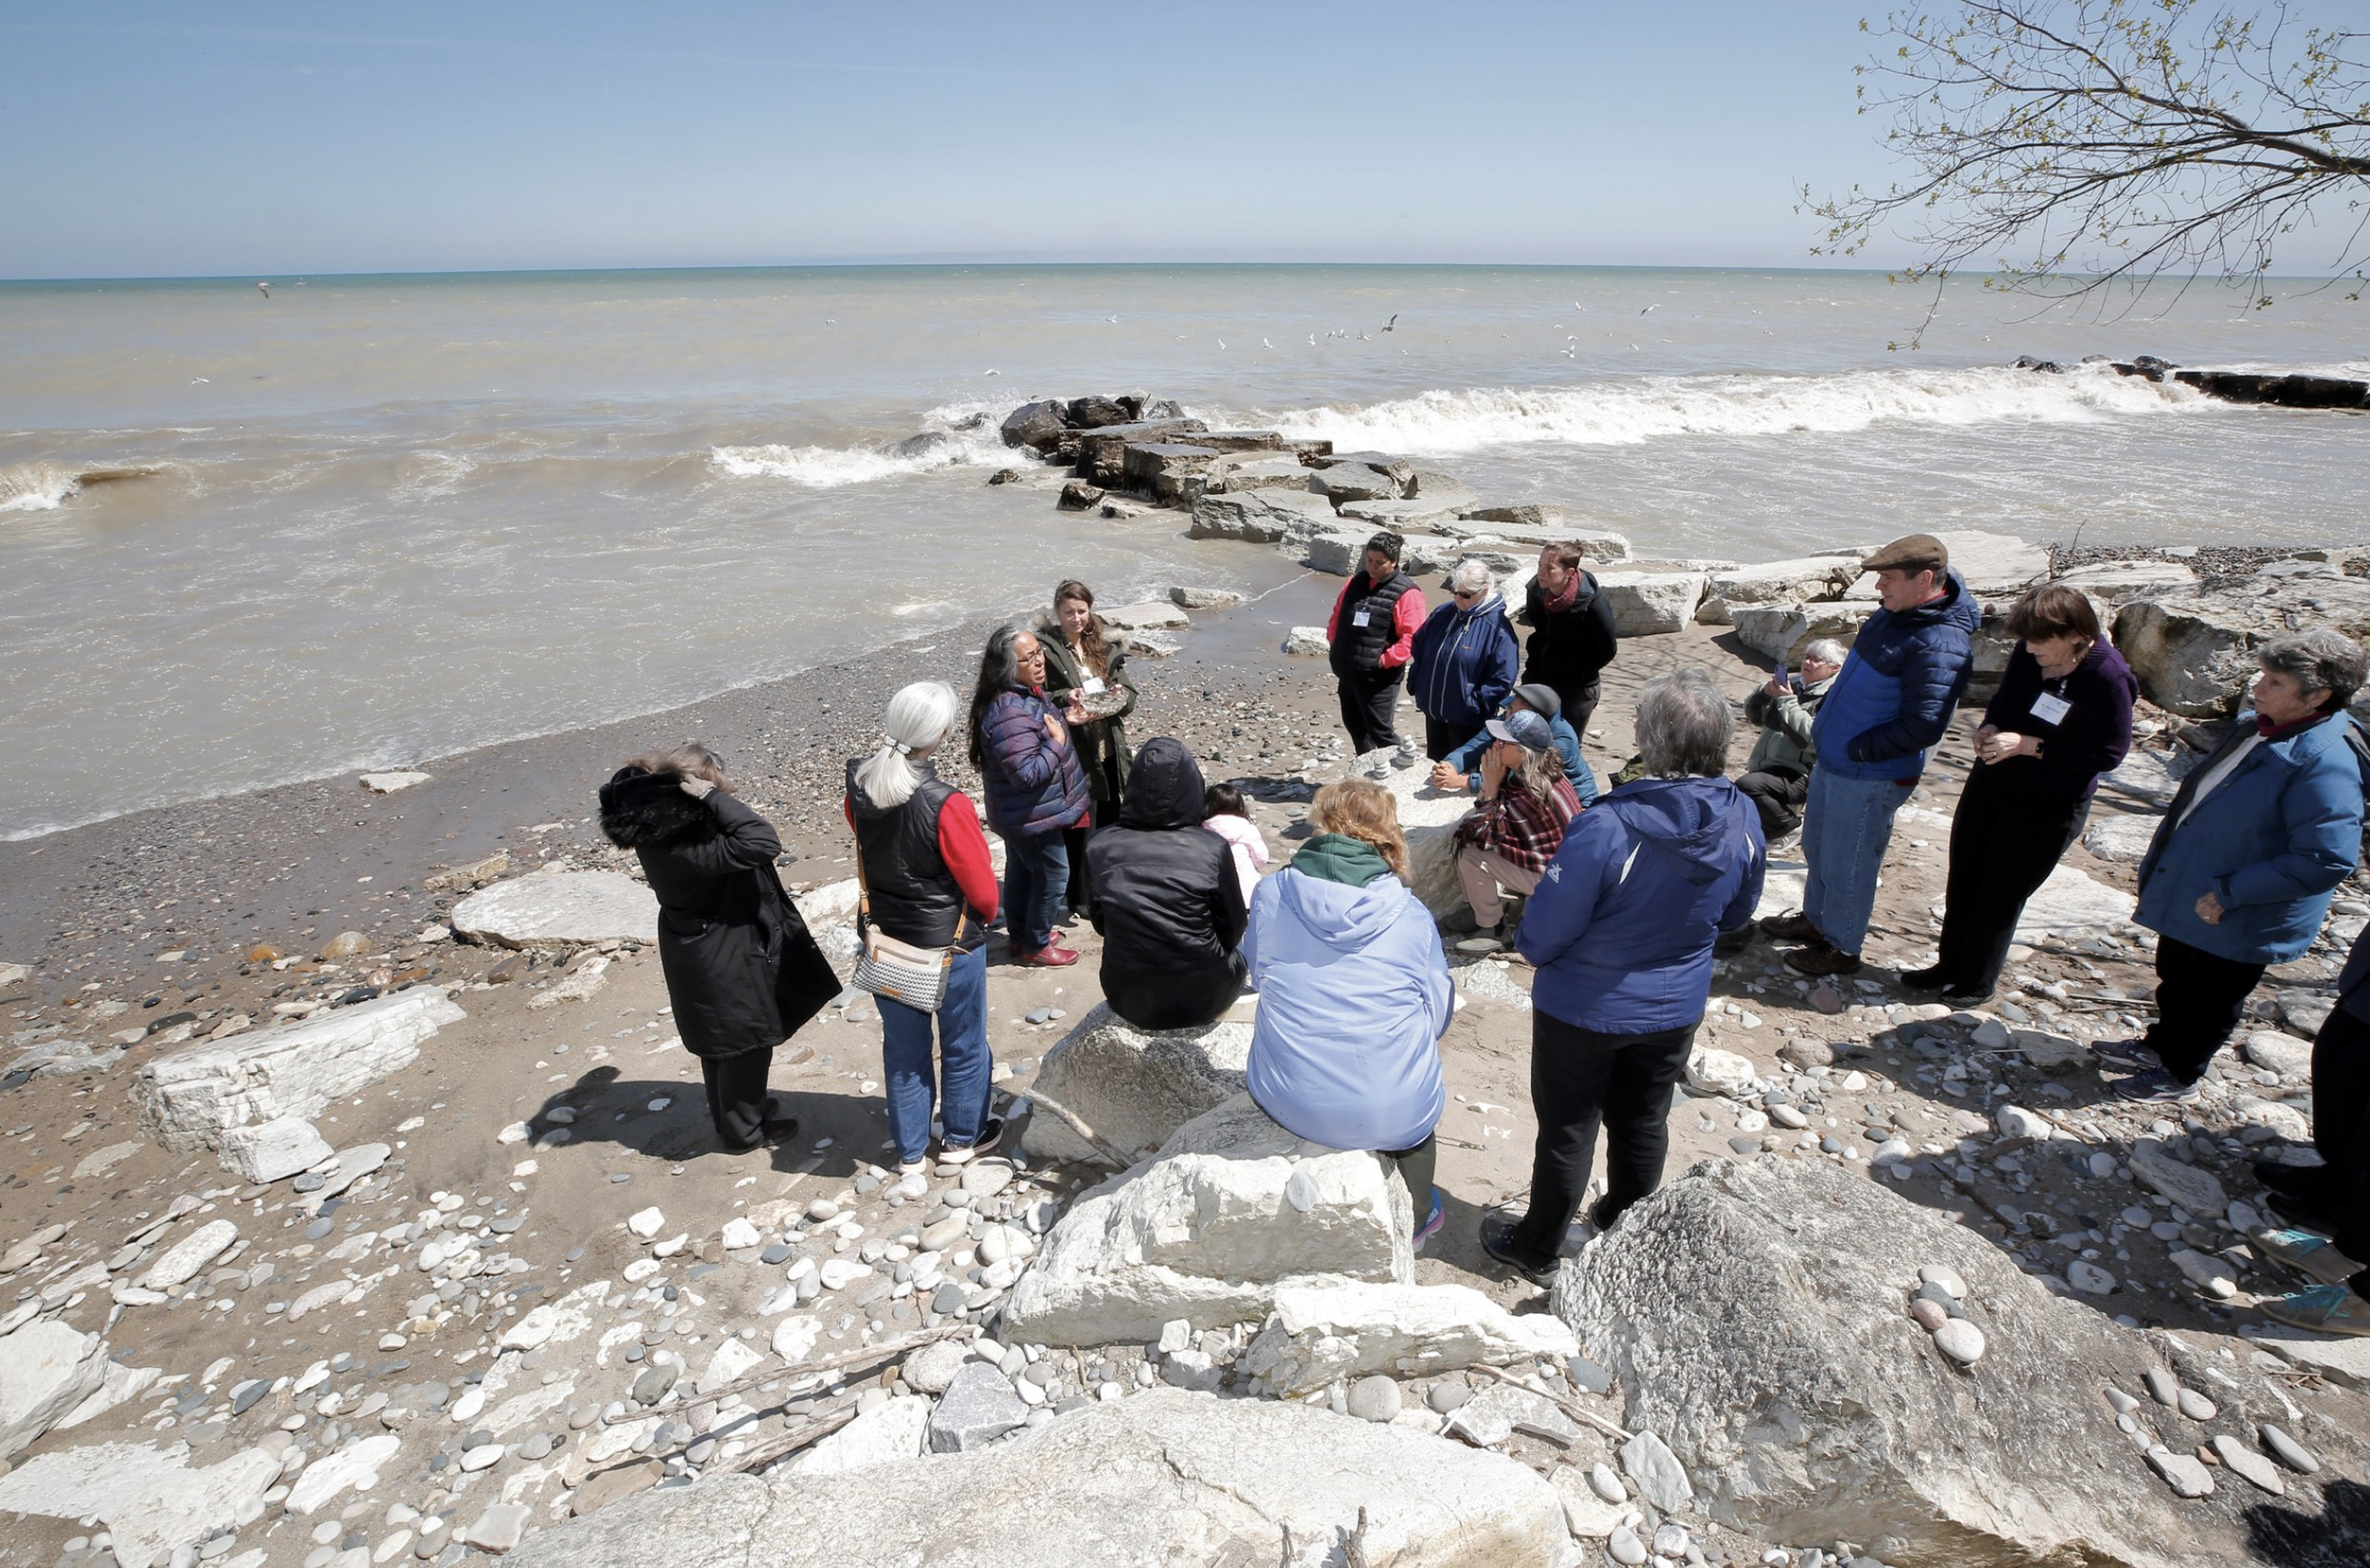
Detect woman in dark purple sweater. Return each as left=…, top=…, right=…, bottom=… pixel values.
left=1905, top=584, right=2137, bottom=1005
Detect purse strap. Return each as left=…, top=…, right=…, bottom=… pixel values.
left=851, top=811, right=965, bottom=967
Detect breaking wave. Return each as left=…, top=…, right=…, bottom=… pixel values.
left=0, top=461, right=167, bottom=514
left=710, top=399, right=1019, bottom=488
left=1213, top=362, right=2207, bottom=456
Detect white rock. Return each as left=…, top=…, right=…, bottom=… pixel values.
left=450, top=870, right=657, bottom=949
left=899, top=1339, right=970, bottom=1395
left=790, top=1395, right=932, bottom=1476
left=1995, top=1105, right=2053, bottom=1142
left=0, top=1438, right=281, bottom=1568
left=818, top=1259, right=873, bottom=1291
left=627, top=1207, right=665, bottom=1240
left=1243, top=1279, right=1578, bottom=1394
left=2128, top=1139, right=2228, bottom=1219
left=2240, top=1031, right=2311, bottom=1080
left=1729, top=603, right=1868, bottom=665
left=0, top=1321, right=113, bottom=1459
left=1685, top=1047, right=1756, bottom=1099
left=1001, top=1095, right=1413, bottom=1345
left=359, top=772, right=431, bottom=794
left=285, top=1435, right=402, bottom=1513
left=526, top=953, right=611, bottom=1011
left=720, top=1217, right=762, bottom=1250
left=696, top=1337, right=765, bottom=1395
left=135, top=989, right=465, bottom=1156
left=2067, top=1261, right=2117, bottom=1295
left=1551, top=1466, right=1629, bottom=1538
left=1018, top=1002, right=1253, bottom=1164
left=1595, top=572, right=1707, bottom=636
left=2168, top=1249, right=2238, bottom=1300
left=1933, top=1320, right=1987, bottom=1365
left=1097, top=601, right=1190, bottom=631
left=139, top=1219, right=239, bottom=1290
left=1281, top=626, right=1329, bottom=658
left=218, top=1114, right=335, bottom=1184
left=771, top=1315, right=824, bottom=1364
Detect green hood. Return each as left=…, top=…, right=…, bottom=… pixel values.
left=1291, top=832, right=1394, bottom=888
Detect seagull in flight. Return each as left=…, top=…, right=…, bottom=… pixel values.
left=1381, top=314, right=1397, bottom=333
left=1573, top=301, right=1587, bottom=313
left=1216, top=338, right=1227, bottom=350
left=1639, top=304, right=1658, bottom=316
left=1262, top=337, right=1274, bottom=350
left=983, top=369, right=1000, bottom=376
left=1105, top=315, right=1119, bottom=323
left=256, top=282, right=270, bottom=298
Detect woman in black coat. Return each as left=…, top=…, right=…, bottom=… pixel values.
left=1084, top=738, right=1249, bottom=1030
left=599, top=744, right=841, bottom=1151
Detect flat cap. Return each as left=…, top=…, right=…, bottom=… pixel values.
left=1862, top=533, right=1948, bottom=575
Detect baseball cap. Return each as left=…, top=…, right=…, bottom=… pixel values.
left=1486, top=710, right=1557, bottom=752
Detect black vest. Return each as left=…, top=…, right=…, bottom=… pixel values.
left=1329, top=569, right=1415, bottom=679
left=848, top=759, right=975, bottom=950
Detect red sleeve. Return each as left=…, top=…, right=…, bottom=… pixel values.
left=938, top=792, right=1000, bottom=921
left=842, top=793, right=854, bottom=830
left=1325, top=581, right=1348, bottom=643
left=1379, top=587, right=1425, bottom=668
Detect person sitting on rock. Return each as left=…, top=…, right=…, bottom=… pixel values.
left=1085, top=738, right=1249, bottom=1031
left=1431, top=683, right=1598, bottom=806
left=2097, top=629, right=2368, bottom=1104
left=1407, top=557, right=1520, bottom=759
left=1243, top=778, right=1453, bottom=1249
left=2250, top=920, right=2370, bottom=1338
left=1482, top=669, right=1765, bottom=1286
left=1200, top=781, right=1269, bottom=910
left=1734, top=638, right=1843, bottom=843
left=599, top=744, right=839, bottom=1153
left=1450, top=709, right=1584, bottom=953
left=1324, top=532, right=1425, bottom=756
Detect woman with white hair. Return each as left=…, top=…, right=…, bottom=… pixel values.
left=845, top=681, right=1003, bottom=1173
left=1407, top=557, right=1521, bottom=759
left=1482, top=667, right=1766, bottom=1285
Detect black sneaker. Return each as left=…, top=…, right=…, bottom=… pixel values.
left=2112, top=1067, right=2199, bottom=1104
left=1478, top=1216, right=1559, bottom=1287
left=1713, top=924, right=1755, bottom=957
left=2253, top=1159, right=2336, bottom=1202
left=1940, top=984, right=1996, bottom=1008
left=2093, top=1037, right=2160, bottom=1071
left=1899, top=964, right=1952, bottom=992
left=2266, top=1189, right=2343, bottom=1240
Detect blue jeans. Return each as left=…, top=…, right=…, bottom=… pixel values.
left=998, top=829, right=1069, bottom=953
left=878, top=943, right=991, bottom=1164
left=1800, top=765, right=1913, bottom=955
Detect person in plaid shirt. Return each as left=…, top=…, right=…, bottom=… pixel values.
left=1451, top=708, right=1582, bottom=952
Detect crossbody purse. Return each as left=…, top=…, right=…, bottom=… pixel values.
left=848, top=849, right=959, bottom=1013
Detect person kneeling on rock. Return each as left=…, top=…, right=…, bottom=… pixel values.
left=1242, top=779, right=1453, bottom=1250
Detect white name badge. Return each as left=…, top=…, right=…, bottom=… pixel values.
left=2029, top=692, right=2072, bottom=726
left=1081, top=677, right=1106, bottom=696
left=1351, top=610, right=1373, bottom=629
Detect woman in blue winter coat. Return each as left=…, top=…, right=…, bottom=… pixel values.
left=1407, top=559, right=1521, bottom=760
left=1482, top=668, right=1766, bottom=1286
left=967, top=625, right=1092, bottom=968
left=1244, top=778, right=1454, bottom=1249
left=2102, top=631, right=2369, bottom=1104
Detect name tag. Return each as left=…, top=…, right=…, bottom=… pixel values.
left=1351, top=610, right=1373, bottom=629
left=1081, top=677, right=1106, bottom=696
left=2030, top=692, right=2072, bottom=726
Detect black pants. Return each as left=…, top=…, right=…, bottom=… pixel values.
left=1508, top=1012, right=1697, bottom=1264
left=701, top=1049, right=775, bottom=1150
left=1061, top=796, right=1118, bottom=918
left=1934, top=771, right=2089, bottom=994
left=1423, top=715, right=1480, bottom=763
left=2302, top=1008, right=2370, bottom=1275
left=1336, top=671, right=1404, bottom=755
left=2144, top=934, right=2267, bottom=1085
left=1735, top=767, right=1810, bottom=840
left=1548, top=678, right=1601, bottom=739
left=1384, top=1134, right=1439, bottom=1224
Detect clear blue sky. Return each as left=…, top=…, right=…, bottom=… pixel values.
left=0, top=3, right=2034, bottom=278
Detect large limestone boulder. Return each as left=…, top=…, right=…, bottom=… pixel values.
left=1019, top=1002, right=1253, bottom=1164
left=1308, top=463, right=1412, bottom=503
left=1242, top=1279, right=1578, bottom=1395
left=1000, top=1095, right=1413, bottom=1345
left=1073, top=419, right=1209, bottom=484
left=451, top=869, right=658, bottom=948
left=1337, top=498, right=1471, bottom=531
left=1340, top=750, right=1476, bottom=919
left=2054, top=559, right=2198, bottom=603
left=1696, top=556, right=1863, bottom=626
left=1188, top=487, right=1340, bottom=544
left=1304, top=528, right=1376, bottom=576
left=997, top=399, right=1069, bottom=452
left=1727, top=603, right=1868, bottom=665
left=2116, top=563, right=2370, bottom=717
left=1595, top=572, right=1706, bottom=636
left=134, top=987, right=466, bottom=1157
left=0, top=1321, right=112, bottom=1459
left=506, top=1391, right=1568, bottom=1568
left=1118, top=442, right=1220, bottom=501
left=1202, top=451, right=1319, bottom=494
left=1841, top=531, right=2047, bottom=602
left=1557, top=1156, right=2296, bottom=1567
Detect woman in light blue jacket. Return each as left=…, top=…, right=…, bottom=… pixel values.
left=2106, top=631, right=2369, bottom=1104
left=1244, top=778, right=1453, bottom=1248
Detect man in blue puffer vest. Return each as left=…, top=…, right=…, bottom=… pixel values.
left=1762, top=534, right=1980, bottom=977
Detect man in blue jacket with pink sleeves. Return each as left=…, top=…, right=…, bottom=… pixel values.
left=1761, top=534, right=1979, bottom=978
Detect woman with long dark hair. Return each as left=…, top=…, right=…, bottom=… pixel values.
left=969, top=625, right=1091, bottom=967
left=1035, top=579, right=1138, bottom=921
left=598, top=743, right=840, bottom=1152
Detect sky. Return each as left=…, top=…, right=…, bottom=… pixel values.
left=0, top=1, right=2355, bottom=280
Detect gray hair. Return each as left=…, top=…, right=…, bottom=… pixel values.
left=1802, top=638, right=1848, bottom=667
left=855, top=681, right=960, bottom=809
left=1634, top=666, right=1735, bottom=778
left=1448, top=558, right=1495, bottom=595
left=2259, top=630, right=2369, bottom=710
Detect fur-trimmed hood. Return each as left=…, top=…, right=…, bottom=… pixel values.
left=599, top=767, right=716, bottom=848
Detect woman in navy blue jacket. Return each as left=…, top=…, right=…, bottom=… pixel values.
left=968, top=625, right=1091, bottom=967
left=2105, top=630, right=2369, bottom=1104
left=1407, top=559, right=1521, bottom=760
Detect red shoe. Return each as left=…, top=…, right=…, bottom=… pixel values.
left=1015, top=944, right=1081, bottom=968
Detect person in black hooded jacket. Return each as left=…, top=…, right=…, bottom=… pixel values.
left=1521, top=541, right=1619, bottom=735
left=1085, top=738, right=1249, bottom=1030
left=599, top=744, right=841, bottom=1152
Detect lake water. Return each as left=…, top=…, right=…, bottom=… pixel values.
left=3, top=263, right=2362, bottom=840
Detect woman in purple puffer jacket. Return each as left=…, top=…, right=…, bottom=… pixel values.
left=968, top=623, right=1092, bottom=966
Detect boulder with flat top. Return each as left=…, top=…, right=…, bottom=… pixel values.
left=1696, top=556, right=1863, bottom=625
left=1019, top=1002, right=1254, bottom=1163
left=2117, top=563, right=2370, bottom=717
left=450, top=869, right=659, bottom=948
left=1189, top=488, right=1340, bottom=544
left=1596, top=572, right=1707, bottom=637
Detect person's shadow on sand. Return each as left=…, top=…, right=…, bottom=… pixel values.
left=525, top=1064, right=884, bottom=1176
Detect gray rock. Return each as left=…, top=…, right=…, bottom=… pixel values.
left=2260, top=1423, right=2320, bottom=1474
left=1730, top=603, right=1869, bottom=666
left=1187, top=488, right=1340, bottom=546
left=1307, top=463, right=1411, bottom=503
left=1240, top=1279, right=1576, bottom=1395
left=2118, top=570, right=2370, bottom=717
left=219, top=1114, right=335, bottom=1184
left=1446, top=1383, right=1580, bottom=1449
left=139, top=1219, right=239, bottom=1290
left=1016, top=1003, right=1253, bottom=1165
left=1617, top=1431, right=1693, bottom=1513
left=1607, top=1523, right=1648, bottom=1565
left=463, top=1503, right=530, bottom=1553
left=1345, top=1376, right=1401, bottom=1422
left=926, top=1362, right=1028, bottom=1453
left=2210, top=1434, right=2286, bottom=1496
left=1566, top=1356, right=1613, bottom=1396
left=1595, top=572, right=1707, bottom=636
left=901, top=1340, right=971, bottom=1396
left=1554, top=1155, right=2275, bottom=1566
left=2128, top=1138, right=2228, bottom=1219
left=450, top=871, right=657, bottom=949
left=2144, top=1445, right=2215, bottom=1499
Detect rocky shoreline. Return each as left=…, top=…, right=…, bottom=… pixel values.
left=8, top=395, right=2370, bottom=1568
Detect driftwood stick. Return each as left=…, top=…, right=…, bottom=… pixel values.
left=1022, top=1088, right=1135, bottom=1168
left=1468, top=1361, right=1636, bottom=1444
left=712, top=1402, right=863, bottom=1475
left=601, top=1323, right=975, bottom=1423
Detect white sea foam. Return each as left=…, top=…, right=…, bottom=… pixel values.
left=710, top=401, right=1020, bottom=488
left=1212, top=362, right=2206, bottom=456
left=0, top=461, right=166, bottom=514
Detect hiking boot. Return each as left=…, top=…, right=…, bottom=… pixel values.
left=2259, top=1283, right=2370, bottom=1338
left=2112, top=1067, right=2200, bottom=1104
left=1940, top=983, right=1996, bottom=1008
left=1477, top=1216, right=1559, bottom=1288
left=2266, top=1190, right=2343, bottom=1240
left=1785, top=942, right=1862, bottom=977
left=1759, top=910, right=1823, bottom=943
left=1899, top=964, right=1952, bottom=992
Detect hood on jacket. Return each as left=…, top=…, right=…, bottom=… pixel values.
left=1292, top=833, right=1391, bottom=887
left=1603, top=776, right=1753, bottom=886
left=599, top=767, right=712, bottom=848
left=1117, top=738, right=1205, bottom=830
left=1278, top=849, right=1408, bottom=952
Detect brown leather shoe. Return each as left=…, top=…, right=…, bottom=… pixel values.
left=1785, top=942, right=1862, bottom=977
left=1759, top=910, right=1824, bottom=942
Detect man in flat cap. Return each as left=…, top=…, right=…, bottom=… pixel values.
left=1760, top=533, right=1979, bottom=977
